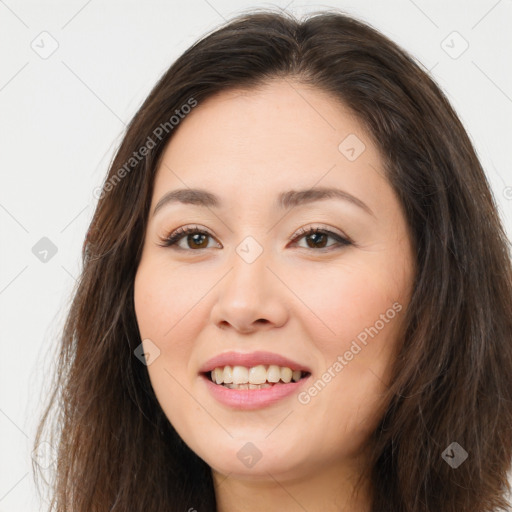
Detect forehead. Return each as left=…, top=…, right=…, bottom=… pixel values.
left=164, top=79, right=370, bottom=156
left=151, top=79, right=389, bottom=212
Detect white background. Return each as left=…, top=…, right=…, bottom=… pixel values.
left=1, top=1, right=511, bottom=510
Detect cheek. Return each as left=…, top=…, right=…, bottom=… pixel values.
left=290, top=255, right=406, bottom=353
left=294, top=290, right=401, bottom=455
left=134, top=259, right=206, bottom=342
left=291, top=255, right=407, bottom=427
left=134, top=262, right=206, bottom=431
left=133, top=260, right=203, bottom=395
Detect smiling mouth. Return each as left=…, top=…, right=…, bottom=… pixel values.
left=203, top=364, right=311, bottom=389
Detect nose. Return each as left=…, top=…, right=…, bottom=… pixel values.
left=210, top=245, right=289, bottom=334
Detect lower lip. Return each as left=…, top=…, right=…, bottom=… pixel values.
left=201, top=374, right=310, bottom=410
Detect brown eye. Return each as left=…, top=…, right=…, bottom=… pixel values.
left=158, top=226, right=219, bottom=250
left=158, top=225, right=352, bottom=252
left=304, top=231, right=328, bottom=249
left=184, top=232, right=209, bottom=249
left=291, top=227, right=352, bottom=250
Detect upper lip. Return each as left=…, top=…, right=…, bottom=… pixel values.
left=199, top=351, right=312, bottom=374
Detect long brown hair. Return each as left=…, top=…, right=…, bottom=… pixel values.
left=33, top=8, right=512, bottom=511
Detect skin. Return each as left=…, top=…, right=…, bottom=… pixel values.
left=133, top=79, right=415, bottom=512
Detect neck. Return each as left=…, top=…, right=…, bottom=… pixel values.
left=212, top=459, right=372, bottom=512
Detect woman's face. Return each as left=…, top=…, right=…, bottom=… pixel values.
left=134, top=80, right=415, bottom=483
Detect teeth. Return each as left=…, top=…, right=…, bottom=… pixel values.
left=232, top=366, right=249, bottom=385
left=249, top=365, right=267, bottom=384
left=223, top=365, right=233, bottom=384
left=280, top=367, right=292, bottom=383
left=267, top=365, right=281, bottom=383
left=208, top=364, right=306, bottom=386
left=225, top=382, right=273, bottom=389
left=213, top=367, right=223, bottom=385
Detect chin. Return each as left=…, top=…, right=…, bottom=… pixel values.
left=194, top=439, right=307, bottom=479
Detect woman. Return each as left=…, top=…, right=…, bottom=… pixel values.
left=33, top=8, right=512, bottom=512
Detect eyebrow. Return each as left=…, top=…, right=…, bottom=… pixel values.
left=152, top=186, right=374, bottom=217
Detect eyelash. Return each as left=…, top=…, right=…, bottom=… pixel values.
left=157, top=224, right=352, bottom=252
